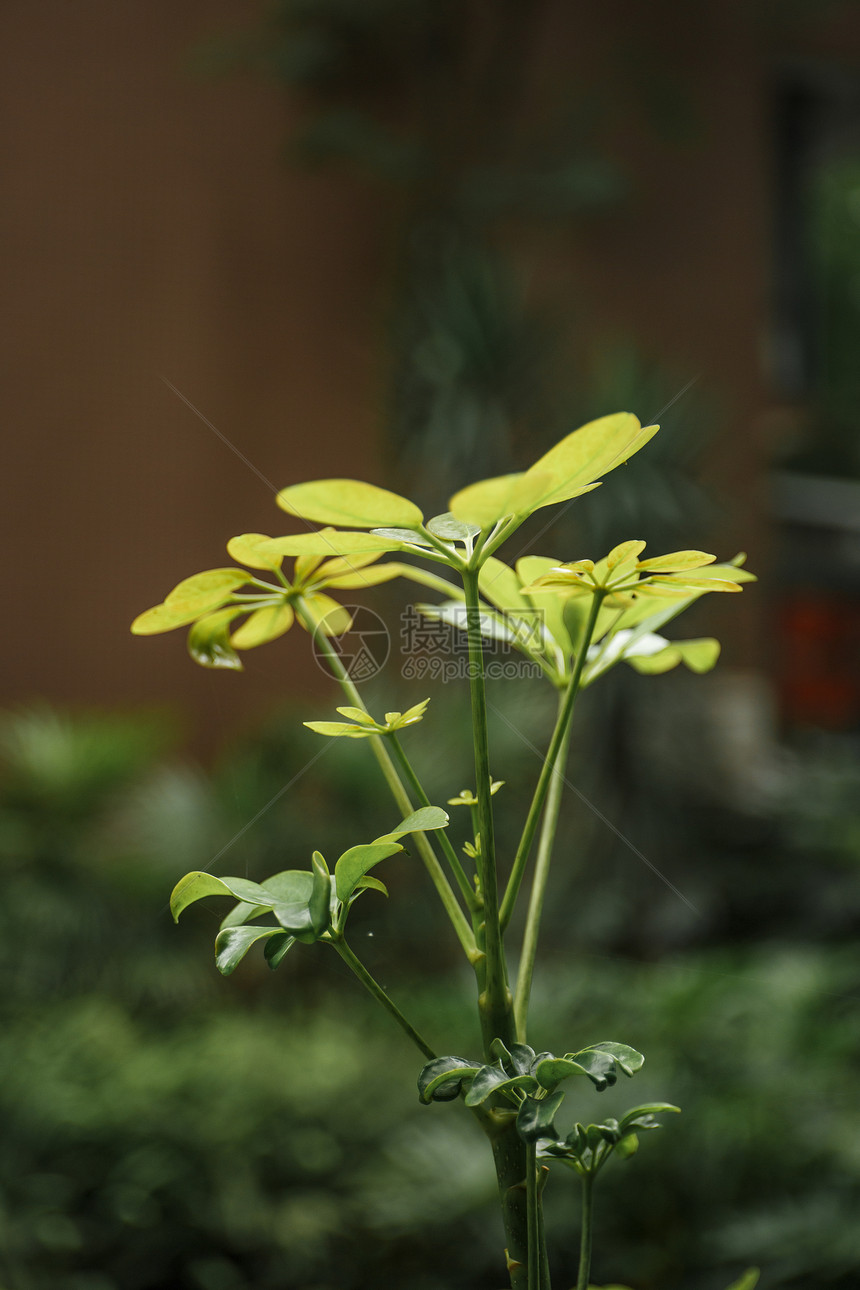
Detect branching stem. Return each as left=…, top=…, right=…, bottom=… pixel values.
left=294, top=597, right=477, bottom=961
left=500, top=591, right=604, bottom=932
left=388, top=733, right=479, bottom=911
left=331, top=939, right=436, bottom=1061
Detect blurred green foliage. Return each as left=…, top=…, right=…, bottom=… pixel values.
left=0, top=706, right=858, bottom=1289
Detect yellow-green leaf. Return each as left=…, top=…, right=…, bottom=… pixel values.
left=299, top=594, right=353, bottom=636
left=187, top=609, right=243, bottom=670
left=607, top=540, right=646, bottom=569
left=277, top=478, right=423, bottom=529
left=519, top=413, right=658, bottom=512
left=636, top=549, right=716, bottom=572
left=262, top=531, right=407, bottom=558
left=226, top=534, right=283, bottom=571
left=323, top=564, right=403, bottom=590
left=648, top=576, right=742, bottom=593
left=131, top=601, right=204, bottom=635
left=517, top=556, right=576, bottom=656
left=335, top=706, right=376, bottom=724
left=230, top=602, right=294, bottom=649
left=304, top=721, right=373, bottom=738
left=478, top=557, right=533, bottom=615
left=164, top=568, right=249, bottom=611
left=448, top=472, right=526, bottom=528
left=315, top=551, right=383, bottom=579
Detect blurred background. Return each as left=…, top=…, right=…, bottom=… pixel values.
left=2, top=2, right=860, bottom=1288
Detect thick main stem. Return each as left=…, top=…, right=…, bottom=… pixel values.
left=462, top=568, right=514, bottom=1056
left=462, top=570, right=534, bottom=1290
left=575, top=1174, right=594, bottom=1290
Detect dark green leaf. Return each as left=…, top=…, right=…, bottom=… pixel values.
left=533, top=1056, right=591, bottom=1091
left=581, top=1042, right=644, bottom=1077
left=516, top=1091, right=565, bottom=1143
left=418, top=1057, right=480, bottom=1104
left=464, top=1064, right=539, bottom=1107
left=264, top=933, right=296, bottom=969
left=618, top=1103, right=680, bottom=1132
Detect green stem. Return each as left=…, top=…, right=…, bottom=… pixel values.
left=526, top=1142, right=540, bottom=1290
left=331, top=939, right=436, bottom=1061
left=513, top=698, right=572, bottom=1043
left=388, top=733, right=479, bottom=911
left=499, top=590, right=604, bottom=932
left=575, top=1173, right=594, bottom=1290
left=462, top=568, right=514, bottom=1056
left=294, top=597, right=477, bottom=961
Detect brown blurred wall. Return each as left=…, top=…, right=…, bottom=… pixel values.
left=1, top=0, right=397, bottom=745
left=3, top=1, right=860, bottom=744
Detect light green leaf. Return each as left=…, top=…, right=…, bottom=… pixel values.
left=214, top=924, right=285, bottom=975
left=219, top=900, right=273, bottom=930
left=187, top=609, right=243, bottom=670
left=374, top=806, right=449, bottom=843
left=304, top=721, right=374, bottom=739
left=518, top=413, right=659, bottom=512
left=277, top=478, right=423, bottom=529
left=230, top=602, right=294, bottom=649
left=309, top=851, right=332, bottom=937
left=335, top=841, right=404, bottom=902
left=351, top=874, right=389, bottom=899
left=170, top=871, right=278, bottom=922
left=260, top=870, right=319, bottom=942
left=725, top=1271, right=760, bottom=1290
left=614, top=1133, right=639, bottom=1159
left=626, top=636, right=720, bottom=675
left=226, top=533, right=283, bottom=571
left=370, top=527, right=435, bottom=546
left=426, top=512, right=482, bottom=542
left=636, top=549, right=716, bottom=572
